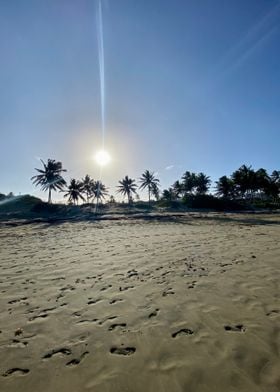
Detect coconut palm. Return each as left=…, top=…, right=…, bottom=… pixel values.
left=195, top=173, right=211, bottom=195
left=181, top=171, right=197, bottom=195
left=31, top=159, right=67, bottom=203
left=271, top=170, right=280, bottom=185
left=232, top=165, right=255, bottom=198
left=172, top=180, right=183, bottom=199
left=151, top=182, right=160, bottom=201
left=267, top=170, right=280, bottom=200
left=117, top=176, right=137, bottom=203
left=92, top=180, right=108, bottom=205
left=161, top=188, right=175, bottom=202
left=82, top=174, right=95, bottom=203
left=215, top=176, right=235, bottom=198
left=139, top=170, right=160, bottom=205
left=64, top=179, right=85, bottom=205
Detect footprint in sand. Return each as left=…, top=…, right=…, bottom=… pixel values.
left=148, top=309, right=160, bottom=318
left=29, top=313, right=48, bottom=321
left=162, top=289, right=175, bottom=296
left=108, top=323, right=127, bottom=331
left=8, top=339, right=28, bottom=348
left=66, top=351, right=89, bottom=366
left=188, top=281, right=197, bottom=289
left=87, top=298, right=102, bottom=305
left=224, top=324, right=246, bottom=332
left=109, top=298, right=123, bottom=305
left=42, top=348, right=72, bottom=359
left=110, top=347, right=136, bottom=355
left=2, top=368, right=30, bottom=377
left=266, top=309, right=279, bottom=317
left=119, top=286, right=134, bottom=292
left=172, top=328, right=194, bottom=338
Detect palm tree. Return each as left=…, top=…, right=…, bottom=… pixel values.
left=92, top=180, right=108, bottom=205
left=231, top=165, right=255, bottom=199
left=172, top=180, right=183, bottom=199
left=31, top=159, right=67, bottom=203
left=267, top=170, right=280, bottom=200
left=215, top=176, right=235, bottom=198
left=151, top=182, right=160, bottom=201
left=254, top=168, right=270, bottom=198
left=181, top=171, right=197, bottom=195
left=82, top=174, right=95, bottom=203
left=64, top=179, right=85, bottom=205
left=161, top=188, right=175, bottom=202
left=195, top=173, right=211, bottom=195
left=271, top=170, right=280, bottom=185
left=139, top=170, right=160, bottom=205
left=117, top=176, right=137, bottom=204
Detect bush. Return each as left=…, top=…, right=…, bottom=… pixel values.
left=31, top=201, right=62, bottom=214
left=182, top=194, right=247, bottom=211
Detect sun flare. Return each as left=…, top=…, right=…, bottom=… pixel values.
left=95, top=150, right=111, bottom=166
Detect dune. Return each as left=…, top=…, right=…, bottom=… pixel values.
left=0, top=213, right=279, bottom=392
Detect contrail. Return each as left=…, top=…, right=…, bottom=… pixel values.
left=96, top=0, right=106, bottom=149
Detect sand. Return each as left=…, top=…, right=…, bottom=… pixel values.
left=0, top=213, right=279, bottom=392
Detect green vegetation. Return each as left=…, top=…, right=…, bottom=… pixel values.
left=1, top=162, right=278, bottom=220
left=139, top=170, right=160, bottom=206
left=31, top=159, right=66, bottom=203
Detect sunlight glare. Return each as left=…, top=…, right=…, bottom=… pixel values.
left=95, top=150, right=111, bottom=166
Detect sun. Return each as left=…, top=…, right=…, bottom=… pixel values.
left=95, top=150, right=111, bottom=166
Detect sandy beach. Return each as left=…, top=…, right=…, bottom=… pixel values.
left=0, top=213, right=279, bottom=392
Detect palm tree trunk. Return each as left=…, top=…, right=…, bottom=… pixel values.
left=48, top=188, right=52, bottom=204
left=148, top=189, right=151, bottom=206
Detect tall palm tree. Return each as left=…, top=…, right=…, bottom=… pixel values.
left=92, top=180, right=108, bottom=205
left=267, top=170, right=280, bottom=200
left=215, top=176, right=235, bottom=198
left=117, top=176, right=137, bottom=204
left=64, top=179, right=85, bottom=205
left=172, top=180, right=183, bottom=199
left=82, top=174, right=95, bottom=203
left=195, top=172, right=211, bottom=195
left=31, top=159, right=67, bottom=203
left=139, top=170, right=160, bottom=205
left=271, top=170, right=280, bottom=184
left=231, top=165, right=255, bottom=199
left=181, top=171, right=197, bottom=195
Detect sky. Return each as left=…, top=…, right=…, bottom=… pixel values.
left=0, top=0, right=279, bottom=201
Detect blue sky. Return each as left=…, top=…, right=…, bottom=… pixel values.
left=0, top=0, right=279, bottom=201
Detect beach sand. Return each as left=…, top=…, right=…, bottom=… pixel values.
left=0, top=213, right=279, bottom=392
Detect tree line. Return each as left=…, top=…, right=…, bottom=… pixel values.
left=31, top=159, right=280, bottom=206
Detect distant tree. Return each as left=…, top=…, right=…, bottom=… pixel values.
left=64, top=179, right=85, bottom=205
left=271, top=170, right=280, bottom=184
left=181, top=171, right=197, bottom=195
left=195, top=173, right=211, bottom=195
left=161, top=188, right=175, bottom=202
left=267, top=170, right=280, bottom=200
left=172, top=180, right=183, bottom=199
left=254, top=168, right=270, bottom=198
left=117, top=176, right=137, bottom=204
left=31, top=159, right=66, bottom=203
left=82, top=174, right=95, bottom=203
left=231, top=165, right=256, bottom=199
left=151, top=182, right=160, bottom=201
left=139, top=170, right=160, bottom=205
left=92, top=180, right=108, bottom=205
left=215, top=176, right=235, bottom=198
left=108, top=195, right=116, bottom=204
